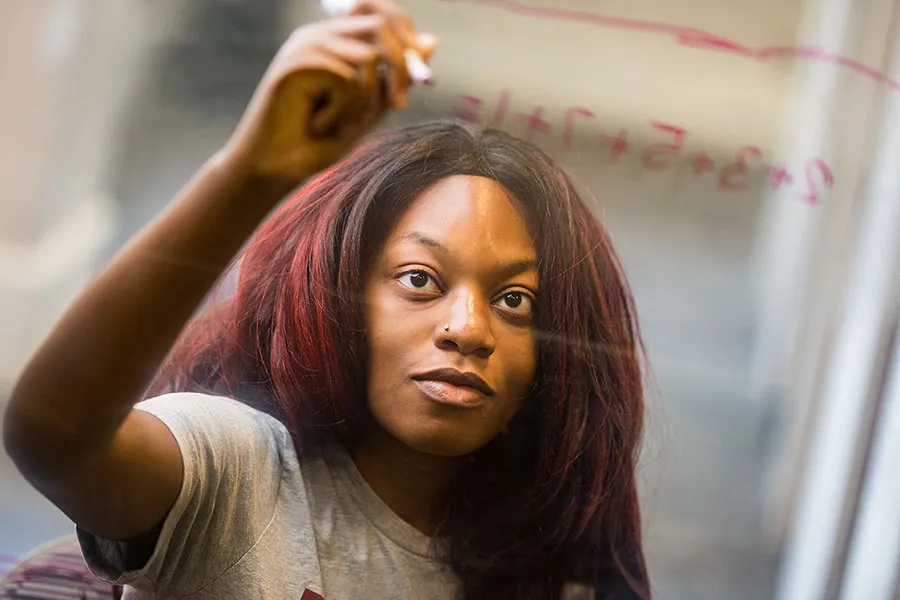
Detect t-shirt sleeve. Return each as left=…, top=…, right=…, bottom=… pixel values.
left=75, top=392, right=289, bottom=596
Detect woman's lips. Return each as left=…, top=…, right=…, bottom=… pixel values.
left=413, top=379, right=487, bottom=408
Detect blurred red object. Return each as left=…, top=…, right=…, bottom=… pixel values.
left=0, top=536, right=121, bottom=599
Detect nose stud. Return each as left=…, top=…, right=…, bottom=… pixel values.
left=443, top=323, right=450, bottom=332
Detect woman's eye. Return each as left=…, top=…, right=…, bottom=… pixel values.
left=398, top=270, right=441, bottom=293
left=495, top=291, right=534, bottom=315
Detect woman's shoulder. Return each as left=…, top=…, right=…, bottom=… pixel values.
left=138, top=390, right=275, bottom=416
left=77, top=392, right=305, bottom=594
left=135, top=392, right=298, bottom=467
left=137, top=391, right=286, bottom=426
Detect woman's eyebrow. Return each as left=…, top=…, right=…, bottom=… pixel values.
left=401, top=231, right=447, bottom=253
left=495, top=258, right=539, bottom=280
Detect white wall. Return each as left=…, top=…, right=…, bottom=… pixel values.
left=0, top=0, right=154, bottom=390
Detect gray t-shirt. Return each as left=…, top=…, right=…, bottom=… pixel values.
left=76, top=392, right=459, bottom=599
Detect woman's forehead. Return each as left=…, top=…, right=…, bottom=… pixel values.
left=386, top=175, right=535, bottom=255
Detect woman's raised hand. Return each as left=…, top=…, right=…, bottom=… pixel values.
left=223, top=0, right=437, bottom=183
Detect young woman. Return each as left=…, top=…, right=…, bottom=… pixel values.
left=3, top=1, right=651, bottom=598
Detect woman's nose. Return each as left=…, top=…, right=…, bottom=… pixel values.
left=434, top=288, right=495, bottom=357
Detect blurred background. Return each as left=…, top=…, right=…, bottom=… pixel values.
left=3, top=0, right=900, bottom=598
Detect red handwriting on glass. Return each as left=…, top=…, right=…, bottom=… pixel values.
left=769, top=164, right=794, bottom=189
left=642, top=123, right=686, bottom=170
left=518, top=106, right=552, bottom=142
left=453, top=90, right=512, bottom=127
left=454, top=95, right=483, bottom=124
left=796, top=158, right=835, bottom=204
left=564, top=107, right=596, bottom=150
left=600, top=130, right=630, bottom=162
left=690, top=153, right=716, bottom=177
left=718, top=146, right=765, bottom=191
left=450, top=92, right=834, bottom=204
left=490, top=89, right=512, bottom=128
left=448, top=0, right=900, bottom=92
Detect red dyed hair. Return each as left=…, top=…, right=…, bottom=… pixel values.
left=148, top=121, right=650, bottom=600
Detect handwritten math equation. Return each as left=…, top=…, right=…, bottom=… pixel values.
left=453, top=91, right=835, bottom=205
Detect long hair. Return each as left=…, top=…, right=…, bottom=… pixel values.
left=148, top=120, right=651, bottom=600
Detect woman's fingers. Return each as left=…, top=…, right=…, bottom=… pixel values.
left=350, top=0, right=418, bottom=49
left=319, top=34, right=379, bottom=97
left=323, top=17, right=404, bottom=108
left=350, top=0, right=437, bottom=65
left=314, top=35, right=385, bottom=135
left=339, top=5, right=415, bottom=107
left=302, top=55, right=359, bottom=136
left=416, top=32, right=438, bottom=62
left=322, top=2, right=436, bottom=105
left=270, top=3, right=431, bottom=141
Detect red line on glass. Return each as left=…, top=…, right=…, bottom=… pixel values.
left=442, top=0, right=900, bottom=90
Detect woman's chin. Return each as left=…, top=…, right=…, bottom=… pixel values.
left=391, top=423, right=488, bottom=458
left=403, top=434, right=478, bottom=458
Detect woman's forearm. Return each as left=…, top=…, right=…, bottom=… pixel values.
left=4, top=151, right=294, bottom=474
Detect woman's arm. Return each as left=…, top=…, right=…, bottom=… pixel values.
left=3, top=0, right=433, bottom=542
left=4, top=156, right=288, bottom=539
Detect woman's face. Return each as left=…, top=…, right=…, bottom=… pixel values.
left=363, top=175, right=538, bottom=457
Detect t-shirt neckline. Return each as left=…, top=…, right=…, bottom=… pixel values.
left=324, top=438, right=436, bottom=559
